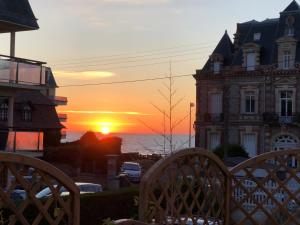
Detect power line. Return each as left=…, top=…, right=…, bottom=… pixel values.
left=56, top=56, right=203, bottom=72
left=59, top=73, right=194, bottom=88
left=52, top=45, right=214, bottom=67
left=48, top=41, right=217, bottom=63
left=54, top=48, right=211, bottom=70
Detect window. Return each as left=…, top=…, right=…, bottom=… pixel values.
left=245, top=91, right=256, bottom=114
left=213, top=62, right=221, bottom=74
left=210, top=93, right=222, bottom=114
left=253, top=33, right=261, bottom=41
left=283, top=50, right=291, bottom=69
left=246, top=53, right=256, bottom=71
left=22, top=105, right=32, bottom=122
left=209, top=132, right=220, bottom=150
left=0, top=103, right=8, bottom=121
left=242, top=133, right=257, bottom=157
left=280, top=91, right=293, bottom=117
left=285, top=27, right=294, bottom=37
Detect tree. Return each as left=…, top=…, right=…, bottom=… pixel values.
left=139, top=62, right=190, bottom=155
left=213, top=144, right=249, bottom=159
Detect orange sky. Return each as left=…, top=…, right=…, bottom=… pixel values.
left=0, top=0, right=292, bottom=134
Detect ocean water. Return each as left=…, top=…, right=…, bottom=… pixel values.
left=63, top=132, right=195, bottom=155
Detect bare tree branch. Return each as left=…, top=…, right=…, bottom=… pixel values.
left=172, top=114, right=189, bottom=130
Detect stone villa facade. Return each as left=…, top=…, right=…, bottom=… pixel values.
left=194, top=1, right=300, bottom=157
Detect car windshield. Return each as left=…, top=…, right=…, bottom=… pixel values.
left=122, top=163, right=140, bottom=171
left=36, top=186, right=66, bottom=198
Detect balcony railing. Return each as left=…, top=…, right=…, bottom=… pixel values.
left=204, top=113, right=224, bottom=123
left=263, top=112, right=300, bottom=124
left=0, top=54, right=48, bottom=87
left=49, top=96, right=68, bottom=105
left=58, top=113, right=67, bottom=122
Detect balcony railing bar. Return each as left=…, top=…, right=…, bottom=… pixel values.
left=0, top=54, right=46, bottom=65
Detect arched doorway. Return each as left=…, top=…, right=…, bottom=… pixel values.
left=272, top=134, right=300, bottom=167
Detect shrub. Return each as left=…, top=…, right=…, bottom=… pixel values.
left=213, top=144, right=249, bottom=159
left=80, top=187, right=139, bottom=225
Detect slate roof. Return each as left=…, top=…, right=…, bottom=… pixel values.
left=283, top=0, right=300, bottom=13
left=201, top=1, right=300, bottom=72
left=202, top=31, right=234, bottom=70
left=0, top=0, right=39, bottom=32
left=0, top=90, right=64, bottom=130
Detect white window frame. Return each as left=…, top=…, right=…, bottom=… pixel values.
left=283, top=50, right=291, bottom=70
left=241, top=132, right=257, bottom=157
left=280, top=90, right=293, bottom=117
left=275, top=87, right=296, bottom=115
left=253, top=33, right=261, bottom=41
left=240, top=88, right=259, bottom=114
left=245, top=91, right=256, bottom=114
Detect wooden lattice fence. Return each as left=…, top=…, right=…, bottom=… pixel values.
left=0, top=152, right=80, bottom=225
left=139, top=148, right=300, bottom=225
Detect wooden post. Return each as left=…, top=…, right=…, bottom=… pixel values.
left=10, top=32, right=15, bottom=57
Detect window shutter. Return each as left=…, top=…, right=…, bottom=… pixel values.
left=209, top=133, right=220, bottom=150
left=242, top=133, right=257, bottom=157
left=211, top=93, right=222, bottom=114
left=246, top=53, right=256, bottom=71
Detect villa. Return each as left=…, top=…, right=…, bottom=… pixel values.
left=194, top=0, right=300, bottom=157
left=0, top=0, right=67, bottom=156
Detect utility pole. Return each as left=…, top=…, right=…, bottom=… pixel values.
left=169, top=61, right=173, bottom=153
left=189, top=102, right=195, bottom=148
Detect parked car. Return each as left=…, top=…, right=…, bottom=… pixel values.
left=10, top=189, right=27, bottom=201
left=36, top=182, right=102, bottom=198
left=120, top=162, right=142, bottom=183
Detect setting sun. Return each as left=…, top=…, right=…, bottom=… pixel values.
left=101, top=126, right=110, bottom=135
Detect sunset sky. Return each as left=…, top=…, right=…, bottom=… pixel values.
left=0, top=0, right=295, bottom=134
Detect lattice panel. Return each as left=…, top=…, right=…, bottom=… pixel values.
left=230, top=150, right=300, bottom=225
left=139, top=149, right=230, bottom=225
left=0, top=153, right=79, bottom=225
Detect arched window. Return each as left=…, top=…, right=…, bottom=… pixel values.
left=22, top=105, right=32, bottom=122
left=0, top=103, right=8, bottom=121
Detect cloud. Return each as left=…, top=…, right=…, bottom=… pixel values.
left=58, top=110, right=151, bottom=116
left=54, top=70, right=115, bottom=79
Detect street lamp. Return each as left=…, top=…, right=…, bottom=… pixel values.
left=189, top=102, right=195, bottom=148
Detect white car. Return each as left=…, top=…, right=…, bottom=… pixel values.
left=120, top=162, right=142, bottom=183
left=36, top=182, right=102, bottom=198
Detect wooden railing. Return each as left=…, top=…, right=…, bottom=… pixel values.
left=0, top=152, right=80, bottom=225
left=139, top=148, right=300, bottom=225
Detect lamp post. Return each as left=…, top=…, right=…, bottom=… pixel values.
left=189, top=102, right=195, bottom=148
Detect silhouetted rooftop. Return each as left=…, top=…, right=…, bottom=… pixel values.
left=0, top=0, right=39, bottom=33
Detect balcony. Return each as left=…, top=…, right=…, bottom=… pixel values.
left=50, top=96, right=68, bottom=106
left=58, top=113, right=67, bottom=122
left=0, top=54, right=48, bottom=88
left=263, top=112, right=300, bottom=125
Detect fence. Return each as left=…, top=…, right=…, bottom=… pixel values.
left=0, top=152, right=80, bottom=225
left=139, top=148, right=300, bottom=225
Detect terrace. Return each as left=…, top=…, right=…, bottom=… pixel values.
left=0, top=54, right=49, bottom=89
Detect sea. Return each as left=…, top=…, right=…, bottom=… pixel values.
left=62, top=132, right=195, bottom=155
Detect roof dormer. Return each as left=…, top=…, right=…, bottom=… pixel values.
left=276, top=36, right=297, bottom=69
left=241, top=43, right=261, bottom=71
